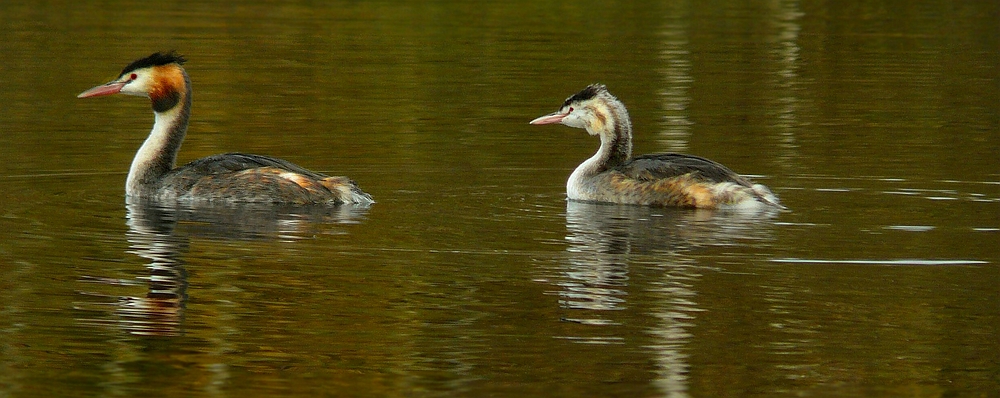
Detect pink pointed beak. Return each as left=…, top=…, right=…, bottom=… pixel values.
left=77, top=81, right=127, bottom=98
left=529, top=110, right=568, bottom=125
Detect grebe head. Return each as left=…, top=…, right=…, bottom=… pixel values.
left=78, top=52, right=188, bottom=112
left=529, top=84, right=627, bottom=137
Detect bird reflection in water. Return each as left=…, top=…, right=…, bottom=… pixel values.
left=559, top=202, right=779, bottom=317
left=76, top=199, right=370, bottom=336
left=558, top=201, right=779, bottom=396
left=120, top=202, right=188, bottom=336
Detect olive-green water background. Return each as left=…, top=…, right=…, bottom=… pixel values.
left=1, top=1, right=998, bottom=397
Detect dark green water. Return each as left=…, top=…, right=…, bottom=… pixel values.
left=1, top=1, right=997, bottom=397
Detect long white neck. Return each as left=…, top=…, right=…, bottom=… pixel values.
left=567, top=97, right=633, bottom=199
left=567, top=139, right=613, bottom=193
left=126, top=74, right=191, bottom=197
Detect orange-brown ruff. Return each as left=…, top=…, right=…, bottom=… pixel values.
left=78, top=52, right=372, bottom=205
left=530, top=84, right=783, bottom=210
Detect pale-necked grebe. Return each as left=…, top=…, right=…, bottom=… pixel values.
left=530, top=84, right=783, bottom=210
left=78, top=52, right=373, bottom=205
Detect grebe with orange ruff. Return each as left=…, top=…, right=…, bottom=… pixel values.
left=78, top=52, right=373, bottom=205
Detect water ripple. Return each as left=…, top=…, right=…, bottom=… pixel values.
left=771, top=258, right=988, bottom=266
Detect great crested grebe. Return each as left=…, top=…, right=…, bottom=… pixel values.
left=530, top=84, right=783, bottom=210
left=78, top=52, right=373, bottom=205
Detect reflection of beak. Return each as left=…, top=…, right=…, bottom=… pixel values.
left=77, top=81, right=127, bottom=98
left=529, top=110, right=569, bottom=125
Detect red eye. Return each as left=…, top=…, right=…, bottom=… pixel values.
left=130, top=73, right=138, bottom=80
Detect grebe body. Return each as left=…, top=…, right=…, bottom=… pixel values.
left=530, top=84, right=782, bottom=210
left=78, top=52, right=373, bottom=205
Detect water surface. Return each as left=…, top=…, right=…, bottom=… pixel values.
left=1, top=1, right=997, bottom=396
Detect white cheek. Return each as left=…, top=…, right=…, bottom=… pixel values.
left=121, top=78, right=150, bottom=97
left=562, top=113, right=587, bottom=129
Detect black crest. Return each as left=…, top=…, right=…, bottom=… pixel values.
left=119, top=51, right=187, bottom=77
left=562, top=83, right=607, bottom=107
